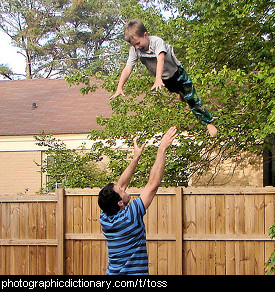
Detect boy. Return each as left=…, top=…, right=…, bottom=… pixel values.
left=110, top=20, right=217, bottom=137
left=98, top=127, right=177, bottom=275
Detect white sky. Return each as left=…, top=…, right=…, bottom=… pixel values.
left=0, top=31, right=26, bottom=79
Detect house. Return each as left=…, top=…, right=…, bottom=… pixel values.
left=0, top=78, right=111, bottom=194
left=0, top=78, right=271, bottom=195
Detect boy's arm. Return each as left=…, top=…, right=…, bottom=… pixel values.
left=140, top=127, right=177, bottom=209
left=116, top=137, right=145, bottom=191
left=110, top=65, right=133, bottom=100
left=151, top=52, right=165, bottom=92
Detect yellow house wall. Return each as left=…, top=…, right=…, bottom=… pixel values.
left=0, top=134, right=264, bottom=194
left=0, top=151, right=42, bottom=195
left=0, top=134, right=93, bottom=195
left=191, top=154, right=263, bottom=187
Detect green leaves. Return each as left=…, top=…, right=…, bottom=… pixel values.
left=34, top=132, right=109, bottom=191
left=265, top=223, right=275, bottom=274
left=173, top=0, right=274, bottom=72
left=0, top=0, right=122, bottom=78
left=85, top=56, right=273, bottom=186
left=35, top=0, right=274, bottom=188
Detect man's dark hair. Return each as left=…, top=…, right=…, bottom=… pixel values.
left=98, top=183, right=122, bottom=216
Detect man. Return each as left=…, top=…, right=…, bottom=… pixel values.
left=98, top=127, right=177, bottom=275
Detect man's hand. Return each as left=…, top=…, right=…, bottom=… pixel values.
left=116, top=136, right=145, bottom=190
left=140, top=126, right=177, bottom=209
left=159, top=126, right=177, bottom=150
left=133, top=136, right=145, bottom=159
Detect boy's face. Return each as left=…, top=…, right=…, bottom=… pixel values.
left=130, top=32, right=149, bottom=51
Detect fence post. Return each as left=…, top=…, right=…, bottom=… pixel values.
left=56, top=188, right=65, bottom=275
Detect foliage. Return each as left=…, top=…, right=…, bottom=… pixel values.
left=170, top=0, right=274, bottom=72
left=0, top=0, right=122, bottom=79
left=0, top=64, right=14, bottom=80
left=86, top=63, right=273, bottom=187
left=34, top=131, right=109, bottom=191
left=265, top=223, right=275, bottom=274
left=34, top=0, right=274, bottom=188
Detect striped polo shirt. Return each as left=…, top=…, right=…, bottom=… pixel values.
left=100, top=197, right=148, bottom=275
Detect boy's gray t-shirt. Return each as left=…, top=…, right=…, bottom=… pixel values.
left=126, top=35, right=181, bottom=80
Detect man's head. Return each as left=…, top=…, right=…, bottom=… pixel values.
left=124, top=20, right=149, bottom=51
left=98, top=183, right=130, bottom=216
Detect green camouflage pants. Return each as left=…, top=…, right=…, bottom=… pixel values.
left=163, top=65, right=214, bottom=125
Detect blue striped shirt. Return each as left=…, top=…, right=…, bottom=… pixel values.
left=100, top=197, right=148, bottom=275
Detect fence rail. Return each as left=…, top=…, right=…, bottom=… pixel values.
left=0, top=187, right=274, bottom=275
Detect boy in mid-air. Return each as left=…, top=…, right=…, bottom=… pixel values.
left=111, top=20, right=217, bottom=137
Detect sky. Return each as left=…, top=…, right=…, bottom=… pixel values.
left=0, top=31, right=26, bottom=79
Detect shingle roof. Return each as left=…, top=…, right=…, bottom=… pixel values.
left=0, top=78, right=112, bottom=136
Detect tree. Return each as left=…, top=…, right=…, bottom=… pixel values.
left=85, top=64, right=272, bottom=187
left=169, top=0, right=275, bottom=161
left=34, top=132, right=109, bottom=191
left=0, top=0, right=64, bottom=79
left=50, top=0, right=122, bottom=75
left=36, top=0, right=274, bottom=188
left=170, top=0, right=274, bottom=72
left=0, top=0, right=122, bottom=79
left=0, top=64, right=14, bottom=80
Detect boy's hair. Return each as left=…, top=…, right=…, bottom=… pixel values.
left=124, top=19, right=147, bottom=43
left=98, top=183, right=122, bottom=216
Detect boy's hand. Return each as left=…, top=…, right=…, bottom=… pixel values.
left=151, top=79, right=165, bottom=92
left=152, top=52, right=165, bottom=92
left=110, top=89, right=125, bottom=101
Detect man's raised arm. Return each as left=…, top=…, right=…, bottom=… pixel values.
left=140, top=127, right=177, bottom=209
left=116, top=137, right=145, bottom=191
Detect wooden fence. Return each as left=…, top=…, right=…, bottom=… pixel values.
left=64, top=187, right=182, bottom=275
left=182, top=187, right=275, bottom=275
left=0, top=189, right=64, bottom=274
left=0, top=187, right=274, bottom=275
